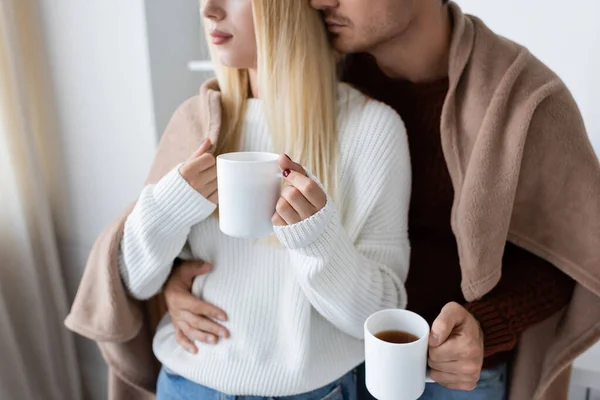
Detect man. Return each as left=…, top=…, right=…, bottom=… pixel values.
left=159, top=1, right=600, bottom=399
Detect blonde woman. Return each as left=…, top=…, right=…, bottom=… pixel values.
left=118, top=0, right=411, bottom=399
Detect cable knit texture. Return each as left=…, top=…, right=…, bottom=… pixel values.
left=274, top=198, right=334, bottom=249
left=119, top=165, right=217, bottom=300
left=118, top=84, right=411, bottom=396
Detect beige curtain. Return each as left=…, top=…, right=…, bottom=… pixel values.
left=0, top=1, right=82, bottom=399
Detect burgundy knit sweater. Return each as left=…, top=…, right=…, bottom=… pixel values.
left=342, top=54, right=575, bottom=366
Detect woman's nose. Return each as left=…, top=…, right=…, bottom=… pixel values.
left=202, top=0, right=225, bottom=21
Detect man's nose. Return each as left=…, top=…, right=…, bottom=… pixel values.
left=309, top=0, right=339, bottom=11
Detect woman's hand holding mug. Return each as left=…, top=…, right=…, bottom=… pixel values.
left=272, top=154, right=327, bottom=226
left=214, top=151, right=325, bottom=236
left=179, top=139, right=218, bottom=204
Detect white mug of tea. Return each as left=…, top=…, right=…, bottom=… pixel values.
left=216, top=152, right=281, bottom=238
left=364, top=309, right=435, bottom=400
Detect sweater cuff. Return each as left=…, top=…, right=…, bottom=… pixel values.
left=152, top=164, right=217, bottom=228
left=465, top=302, right=516, bottom=357
left=274, top=199, right=336, bottom=250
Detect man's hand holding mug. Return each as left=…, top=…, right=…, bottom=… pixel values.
left=364, top=304, right=484, bottom=399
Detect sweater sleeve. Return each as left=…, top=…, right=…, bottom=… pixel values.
left=274, top=103, right=411, bottom=339
left=118, top=165, right=217, bottom=300
left=465, top=243, right=575, bottom=358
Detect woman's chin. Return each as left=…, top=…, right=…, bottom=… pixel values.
left=216, top=55, right=248, bottom=70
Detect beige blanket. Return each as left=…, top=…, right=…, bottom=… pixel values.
left=442, top=3, right=600, bottom=399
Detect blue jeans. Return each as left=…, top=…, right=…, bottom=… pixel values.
left=356, top=363, right=507, bottom=400
left=419, top=364, right=508, bottom=400
left=157, top=367, right=358, bottom=400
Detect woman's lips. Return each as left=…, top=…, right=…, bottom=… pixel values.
left=210, top=30, right=232, bottom=45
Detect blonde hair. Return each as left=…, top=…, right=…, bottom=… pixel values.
left=207, top=0, right=339, bottom=195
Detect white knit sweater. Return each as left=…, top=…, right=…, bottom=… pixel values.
left=118, top=84, right=411, bottom=396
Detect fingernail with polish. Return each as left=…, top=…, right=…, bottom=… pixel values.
left=283, top=169, right=291, bottom=178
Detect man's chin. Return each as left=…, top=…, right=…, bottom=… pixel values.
left=331, top=36, right=359, bottom=55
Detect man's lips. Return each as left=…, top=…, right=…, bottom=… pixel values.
left=325, top=18, right=348, bottom=32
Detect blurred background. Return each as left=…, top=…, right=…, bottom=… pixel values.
left=0, top=0, right=598, bottom=399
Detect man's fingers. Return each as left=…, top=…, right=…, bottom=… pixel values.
left=175, top=328, right=198, bottom=354
left=426, top=303, right=484, bottom=390
left=428, top=359, right=482, bottom=378
left=430, top=302, right=469, bottom=347
left=189, top=139, right=212, bottom=160
left=165, top=262, right=213, bottom=318
left=179, top=320, right=218, bottom=344
left=428, top=370, right=478, bottom=391
left=174, top=294, right=228, bottom=323
left=181, top=310, right=230, bottom=339
left=187, top=300, right=228, bottom=322
left=429, top=336, right=483, bottom=362
left=177, top=261, right=213, bottom=283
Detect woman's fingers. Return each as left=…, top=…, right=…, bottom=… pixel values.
left=275, top=198, right=301, bottom=225
left=281, top=185, right=316, bottom=219
left=283, top=170, right=327, bottom=209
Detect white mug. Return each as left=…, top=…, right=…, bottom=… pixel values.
left=216, top=152, right=281, bottom=238
left=364, top=309, right=434, bottom=400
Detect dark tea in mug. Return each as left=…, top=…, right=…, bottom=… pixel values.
left=375, top=330, right=419, bottom=344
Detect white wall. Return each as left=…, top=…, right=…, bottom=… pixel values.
left=37, top=1, right=157, bottom=399
left=144, top=0, right=210, bottom=135
left=455, top=1, right=600, bottom=397
left=455, top=0, right=600, bottom=153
